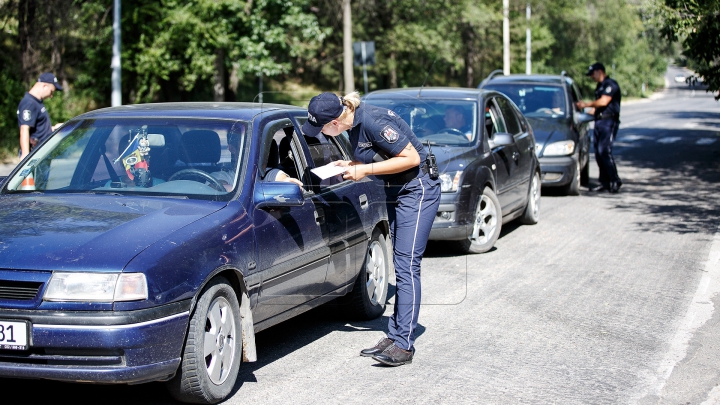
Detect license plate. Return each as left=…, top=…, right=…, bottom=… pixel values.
left=0, top=320, right=28, bottom=350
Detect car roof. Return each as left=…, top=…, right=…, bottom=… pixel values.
left=74, top=102, right=306, bottom=121
left=481, top=74, right=573, bottom=87
left=364, top=87, right=495, bottom=101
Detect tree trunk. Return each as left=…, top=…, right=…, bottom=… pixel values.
left=390, top=51, right=397, bottom=88
left=19, top=0, right=37, bottom=84
left=462, top=25, right=476, bottom=88
left=213, top=48, right=226, bottom=102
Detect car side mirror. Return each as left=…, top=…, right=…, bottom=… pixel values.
left=255, top=181, right=305, bottom=209
left=488, top=132, right=514, bottom=149
left=575, top=112, right=594, bottom=124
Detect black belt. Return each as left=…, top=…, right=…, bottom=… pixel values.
left=383, top=164, right=428, bottom=187
left=596, top=113, right=619, bottom=121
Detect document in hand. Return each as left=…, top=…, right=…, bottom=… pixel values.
left=311, top=163, right=347, bottom=180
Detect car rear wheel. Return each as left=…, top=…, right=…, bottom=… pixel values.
left=455, top=187, right=502, bottom=254
left=167, top=276, right=242, bottom=404
left=341, top=229, right=389, bottom=320
left=562, top=158, right=581, bottom=195
left=520, top=171, right=541, bottom=225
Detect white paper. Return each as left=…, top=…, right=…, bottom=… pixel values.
left=311, top=163, right=347, bottom=180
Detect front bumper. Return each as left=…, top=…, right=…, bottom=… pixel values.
left=429, top=199, right=472, bottom=241
left=0, top=300, right=190, bottom=384
left=538, top=156, right=576, bottom=187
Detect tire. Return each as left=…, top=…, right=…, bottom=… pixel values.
left=342, top=229, right=389, bottom=320
left=520, top=171, right=541, bottom=225
left=561, top=157, right=581, bottom=196
left=454, top=187, right=502, bottom=254
left=580, top=157, right=590, bottom=186
left=167, top=277, right=242, bottom=404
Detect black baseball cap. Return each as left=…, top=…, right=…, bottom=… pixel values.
left=302, top=92, right=344, bottom=137
left=38, top=72, right=63, bottom=90
left=585, top=63, right=605, bottom=76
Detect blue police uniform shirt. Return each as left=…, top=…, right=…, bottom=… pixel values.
left=594, top=77, right=621, bottom=119
left=17, top=92, right=53, bottom=144
left=348, top=102, right=427, bottom=182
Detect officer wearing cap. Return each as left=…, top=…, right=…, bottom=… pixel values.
left=17, top=72, right=63, bottom=159
left=302, top=91, right=440, bottom=367
left=576, top=62, right=623, bottom=193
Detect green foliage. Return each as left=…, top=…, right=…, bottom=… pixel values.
left=652, top=0, right=720, bottom=98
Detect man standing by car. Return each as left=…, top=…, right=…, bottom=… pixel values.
left=17, top=72, right=63, bottom=159
left=576, top=62, right=622, bottom=193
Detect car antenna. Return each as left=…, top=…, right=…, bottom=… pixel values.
left=418, top=59, right=437, bottom=97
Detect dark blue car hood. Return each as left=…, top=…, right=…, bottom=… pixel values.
left=431, top=144, right=482, bottom=173
left=526, top=117, right=574, bottom=148
left=0, top=194, right=223, bottom=272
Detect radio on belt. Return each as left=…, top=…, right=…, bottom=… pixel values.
left=425, top=141, right=439, bottom=180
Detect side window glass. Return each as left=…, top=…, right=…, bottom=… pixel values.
left=496, top=97, right=521, bottom=135
left=304, top=133, right=346, bottom=189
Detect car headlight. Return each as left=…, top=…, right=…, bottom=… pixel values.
left=44, top=272, right=148, bottom=302
left=542, top=140, right=575, bottom=156
left=439, top=171, right=463, bottom=192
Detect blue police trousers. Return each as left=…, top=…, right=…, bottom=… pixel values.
left=594, top=118, right=621, bottom=187
left=385, top=173, right=441, bottom=351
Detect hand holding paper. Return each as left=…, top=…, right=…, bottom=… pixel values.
left=310, top=162, right=347, bottom=180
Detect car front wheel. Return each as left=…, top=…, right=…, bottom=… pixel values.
left=167, top=276, right=242, bottom=404
left=520, top=171, right=541, bottom=224
left=455, top=187, right=502, bottom=254
left=562, top=158, right=581, bottom=196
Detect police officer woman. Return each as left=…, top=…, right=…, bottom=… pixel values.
left=302, top=92, right=441, bottom=366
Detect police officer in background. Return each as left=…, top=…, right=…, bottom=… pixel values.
left=576, top=62, right=622, bottom=193
left=302, top=91, right=440, bottom=367
left=17, top=72, right=63, bottom=159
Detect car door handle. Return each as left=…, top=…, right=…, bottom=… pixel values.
left=359, top=194, right=368, bottom=210
left=314, top=209, right=325, bottom=225
left=512, top=152, right=519, bottom=161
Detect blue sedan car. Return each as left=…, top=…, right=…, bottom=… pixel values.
left=0, top=103, right=389, bottom=403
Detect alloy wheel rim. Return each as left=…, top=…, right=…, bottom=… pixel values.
left=365, top=240, right=386, bottom=305
left=204, top=296, right=236, bottom=385
left=470, top=195, right=497, bottom=245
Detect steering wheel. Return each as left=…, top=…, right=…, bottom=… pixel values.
left=438, top=127, right=466, bottom=136
left=168, top=169, right=226, bottom=192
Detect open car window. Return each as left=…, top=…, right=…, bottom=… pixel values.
left=4, top=118, right=247, bottom=200
left=363, top=98, right=478, bottom=146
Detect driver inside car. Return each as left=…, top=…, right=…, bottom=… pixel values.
left=443, top=105, right=473, bottom=140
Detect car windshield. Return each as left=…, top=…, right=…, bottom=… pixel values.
left=484, top=84, right=567, bottom=118
left=4, top=118, right=247, bottom=200
left=364, top=98, right=477, bottom=145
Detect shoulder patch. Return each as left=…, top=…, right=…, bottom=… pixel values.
left=22, top=110, right=31, bottom=121
left=605, top=86, right=612, bottom=94
left=380, top=125, right=399, bottom=144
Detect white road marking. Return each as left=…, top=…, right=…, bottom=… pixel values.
left=618, top=135, right=653, bottom=142
left=642, top=224, right=720, bottom=401
left=657, top=137, right=682, bottom=144
left=697, top=138, right=717, bottom=145
left=684, top=122, right=699, bottom=128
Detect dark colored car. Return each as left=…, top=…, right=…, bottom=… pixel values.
left=364, top=87, right=540, bottom=254
left=479, top=72, right=594, bottom=195
left=0, top=103, right=390, bottom=403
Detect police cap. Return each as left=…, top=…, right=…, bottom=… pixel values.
left=585, top=63, right=605, bottom=76
left=302, top=92, right=345, bottom=137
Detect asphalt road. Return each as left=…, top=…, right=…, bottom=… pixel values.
left=2, top=66, right=719, bottom=404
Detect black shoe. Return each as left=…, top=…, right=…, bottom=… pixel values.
left=610, top=181, right=622, bottom=193
left=589, top=184, right=610, bottom=192
left=360, top=338, right=393, bottom=357
left=372, top=343, right=413, bottom=366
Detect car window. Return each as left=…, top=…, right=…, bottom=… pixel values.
left=485, top=99, right=506, bottom=138
left=571, top=83, right=583, bottom=111
left=495, top=97, right=522, bottom=135
left=483, top=83, right=567, bottom=118
left=304, top=133, right=347, bottom=189
left=4, top=118, right=246, bottom=200
left=363, top=97, right=477, bottom=145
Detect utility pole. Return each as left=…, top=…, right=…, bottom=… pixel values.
left=526, top=3, right=531, bottom=75
left=111, top=0, right=121, bottom=106
left=343, top=0, right=354, bottom=93
left=503, top=0, right=510, bottom=75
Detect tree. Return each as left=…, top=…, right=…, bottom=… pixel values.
left=654, top=0, right=720, bottom=99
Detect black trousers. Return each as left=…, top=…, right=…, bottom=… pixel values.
left=593, top=118, right=621, bottom=187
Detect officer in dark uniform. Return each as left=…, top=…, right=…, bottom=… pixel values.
left=302, top=91, right=441, bottom=367
left=17, top=72, right=63, bottom=159
left=576, top=62, right=622, bottom=193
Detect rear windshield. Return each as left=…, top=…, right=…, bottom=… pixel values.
left=4, top=118, right=247, bottom=200
left=483, top=84, right=567, bottom=118
left=363, top=98, right=478, bottom=146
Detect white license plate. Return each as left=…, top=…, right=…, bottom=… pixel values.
left=0, top=320, right=28, bottom=350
